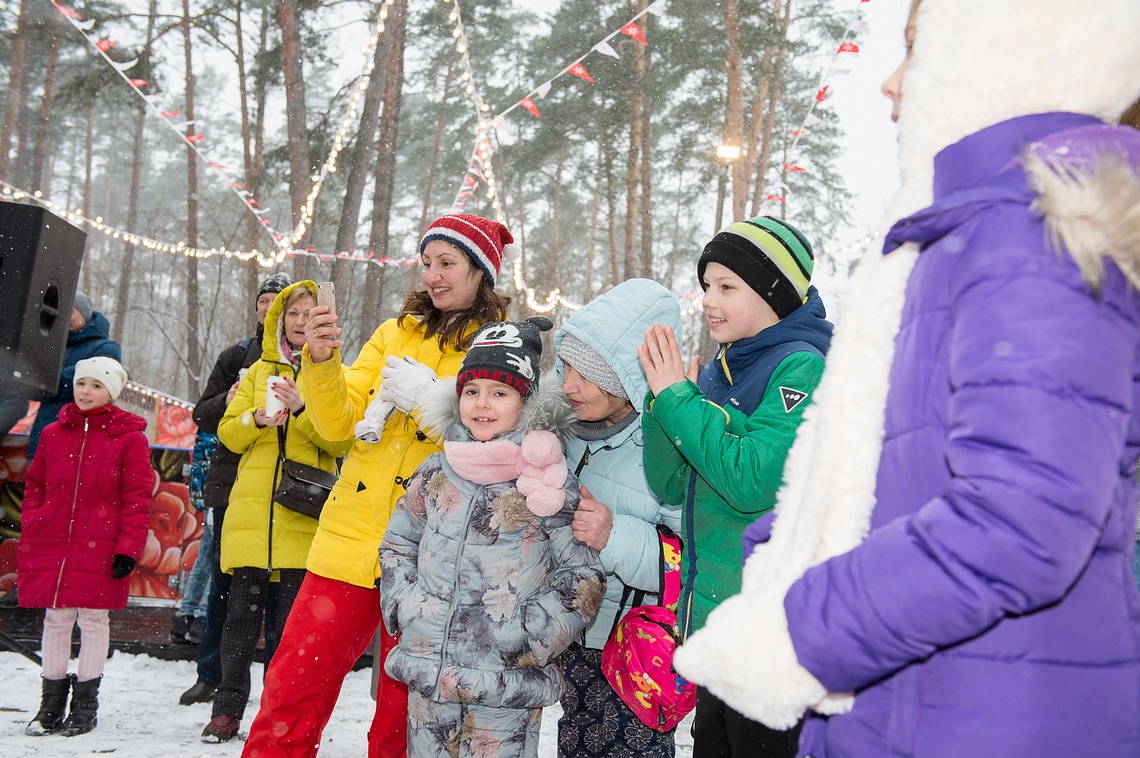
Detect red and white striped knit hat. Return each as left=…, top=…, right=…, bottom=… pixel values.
left=418, top=214, right=520, bottom=287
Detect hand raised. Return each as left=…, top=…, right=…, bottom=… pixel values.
left=304, top=305, right=343, bottom=364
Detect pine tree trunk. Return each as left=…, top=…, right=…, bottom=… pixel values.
left=419, top=52, right=456, bottom=235
left=112, top=0, right=158, bottom=347
left=359, top=0, right=406, bottom=348
left=278, top=0, right=311, bottom=280
left=246, top=6, right=272, bottom=317
left=725, top=0, right=746, bottom=222
left=583, top=174, right=601, bottom=302
left=751, top=0, right=792, bottom=213
left=80, top=98, right=95, bottom=294
left=0, top=0, right=32, bottom=181
left=182, top=0, right=202, bottom=395
left=31, top=26, right=59, bottom=190
left=545, top=144, right=566, bottom=294
left=623, top=78, right=641, bottom=282
left=636, top=0, right=653, bottom=278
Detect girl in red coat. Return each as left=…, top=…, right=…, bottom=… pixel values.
left=18, top=356, right=153, bottom=737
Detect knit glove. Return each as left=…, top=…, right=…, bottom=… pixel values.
left=516, top=430, right=569, bottom=517
left=378, top=356, right=439, bottom=413
left=354, top=395, right=395, bottom=443
left=111, top=554, right=136, bottom=579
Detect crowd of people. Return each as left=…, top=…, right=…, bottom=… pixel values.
left=8, top=1, right=1140, bottom=756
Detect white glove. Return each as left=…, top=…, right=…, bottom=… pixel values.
left=379, top=355, right=439, bottom=413
left=354, top=395, right=395, bottom=443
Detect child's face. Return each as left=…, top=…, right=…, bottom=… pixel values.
left=74, top=377, right=113, bottom=410
left=459, top=378, right=523, bottom=441
left=701, top=262, right=780, bottom=343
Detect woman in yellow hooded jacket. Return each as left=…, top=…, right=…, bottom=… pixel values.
left=241, top=216, right=516, bottom=758
left=202, top=281, right=352, bottom=742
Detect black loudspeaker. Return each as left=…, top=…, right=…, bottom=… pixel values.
left=0, top=202, right=86, bottom=395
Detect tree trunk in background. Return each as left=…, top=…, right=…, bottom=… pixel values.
left=80, top=98, right=96, bottom=294
left=545, top=144, right=566, bottom=295
left=725, top=0, right=746, bottom=222
left=246, top=6, right=272, bottom=317
left=623, top=74, right=641, bottom=282
left=583, top=174, right=601, bottom=302
left=182, top=0, right=202, bottom=396
left=743, top=0, right=780, bottom=216
left=359, top=0, right=406, bottom=347
left=32, top=25, right=59, bottom=190
left=334, top=14, right=394, bottom=338
left=605, top=134, right=619, bottom=290
left=636, top=0, right=653, bottom=278
left=750, top=0, right=792, bottom=214
left=233, top=0, right=258, bottom=313
left=112, top=0, right=158, bottom=346
left=419, top=52, right=456, bottom=235
left=0, top=0, right=32, bottom=181
left=279, top=0, right=311, bottom=280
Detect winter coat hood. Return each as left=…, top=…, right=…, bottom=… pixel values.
left=553, top=278, right=681, bottom=404
left=262, top=280, right=317, bottom=364
left=416, top=376, right=577, bottom=445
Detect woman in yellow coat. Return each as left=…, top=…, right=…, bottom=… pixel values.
left=203, top=281, right=352, bottom=742
left=241, top=215, right=516, bottom=758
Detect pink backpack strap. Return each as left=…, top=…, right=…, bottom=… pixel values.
left=656, top=525, right=683, bottom=614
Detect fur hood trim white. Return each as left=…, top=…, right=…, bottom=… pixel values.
left=417, top=378, right=577, bottom=443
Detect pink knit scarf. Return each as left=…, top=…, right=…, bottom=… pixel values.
left=444, top=430, right=569, bottom=517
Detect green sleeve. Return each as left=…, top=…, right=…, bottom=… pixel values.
left=641, top=391, right=692, bottom=506
left=646, top=352, right=824, bottom=515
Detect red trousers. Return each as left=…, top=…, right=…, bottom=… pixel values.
left=241, top=572, right=408, bottom=758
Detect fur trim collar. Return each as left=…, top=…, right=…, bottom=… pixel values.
left=417, top=377, right=577, bottom=443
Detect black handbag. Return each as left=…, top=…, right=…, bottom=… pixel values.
left=272, top=425, right=336, bottom=520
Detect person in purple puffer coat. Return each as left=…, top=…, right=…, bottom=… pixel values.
left=672, top=1, right=1140, bottom=757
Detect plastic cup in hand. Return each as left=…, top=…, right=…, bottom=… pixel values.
left=265, top=376, right=287, bottom=416
left=238, top=368, right=249, bottom=382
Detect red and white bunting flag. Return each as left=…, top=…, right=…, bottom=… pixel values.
left=95, top=39, right=115, bottom=52
left=567, top=62, right=594, bottom=83
left=765, top=194, right=785, bottom=203
left=648, top=0, right=666, bottom=15
left=206, top=161, right=224, bottom=169
left=536, top=81, right=552, bottom=98
left=815, top=85, right=829, bottom=102
left=594, top=41, right=620, bottom=59
left=520, top=97, right=541, bottom=118
left=491, top=115, right=507, bottom=131
left=112, top=58, right=137, bottom=72
left=846, top=18, right=868, bottom=33
left=186, top=134, right=206, bottom=143
left=52, top=1, right=79, bottom=18
left=804, top=113, right=822, bottom=127
left=837, top=42, right=859, bottom=54
left=783, top=163, right=806, bottom=172
left=129, top=78, right=147, bottom=88
left=620, top=22, right=648, bottom=46
left=160, top=108, right=180, bottom=119
left=470, top=164, right=486, bottom=181
left=792, top=128, right=807, bottom=137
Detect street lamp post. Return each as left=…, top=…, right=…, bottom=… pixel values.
left=713, top=144, right=741, bottom=235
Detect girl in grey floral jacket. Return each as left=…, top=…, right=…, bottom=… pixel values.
left=380, top=318, right=606, bottom=758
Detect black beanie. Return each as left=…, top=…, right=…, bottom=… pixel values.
left=256, top=272, right=293, bottom=300
left=457, top=317, right=554, bottom=398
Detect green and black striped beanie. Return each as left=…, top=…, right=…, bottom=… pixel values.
left=697, top=215, right=815, bottom=319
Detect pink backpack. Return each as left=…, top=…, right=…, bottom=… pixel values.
left=601, top=525, right=696, bottom=731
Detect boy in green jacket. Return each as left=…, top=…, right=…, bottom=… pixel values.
left=638, top=215, right=832, bottom=758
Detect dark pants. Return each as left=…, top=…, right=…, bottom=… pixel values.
left=211, top=566, right=304, bottom=720
left=196, top=507, right=280, bottom=688
left=557, top=643, right=675, bottom=758
left=691, top=687, right=802, bottom=758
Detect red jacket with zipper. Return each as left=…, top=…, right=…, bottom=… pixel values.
left=17, top=402, right=153, bottom=609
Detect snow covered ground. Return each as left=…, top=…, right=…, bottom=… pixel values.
left=0, top=651, right=694, bottom=757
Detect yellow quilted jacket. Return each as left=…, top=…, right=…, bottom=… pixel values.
left=217, top=281, right=354, bottom=574
left=301, top=317, right=474, bottom=589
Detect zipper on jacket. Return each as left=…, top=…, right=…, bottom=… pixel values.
left=53, top=417, right=90, bottom=607
left=679, top=469, right=699, bottom=642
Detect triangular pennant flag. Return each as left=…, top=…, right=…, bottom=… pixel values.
left=846, top=18, right=868, bottom=33
left=520, top=97, right=541, bottom=118
left=567, top=62, right=594, bottom=83
left=620, top=23, right=648, bottom=46
left=815, top=85, right=829, bottom=102
left=112, top=58, right=138, bottom=72
left=186, top=134, right=206, bottom=143
left=783, top=163, right=806, bottom=172
left=594, top=41, right=620, bottom=59
left=52, top=1, right=79, bottom=18
left=791, top=128, right=807, bottom=137
left=251, top=205, right=270, bottom=215
left=765, top=194, right=785, bottom=203
left=491, top=115, right=507, bottom=131
left=128, top=78, right=147, bottom=88
left=536, top=81, right=552, bottom=98
left=837, top=42, right=859, bottom=54
left=73, top=17, right=95, bottom=31
left=143, top=94, right=164, bottom=104
left=804, top=113, right=822, bottom=127
left=94, top=39, right=115, bottom=52
left=470, top=164, right=486, bottom=182
left=829, top=67, right=852, bottom=76
left=779, top=386, right=808, bottom=413
left=160, top=107, right=180, bottom=119
left=647, top=0, right=666, bottom=16
left=207, top=162, right=225, bottom=169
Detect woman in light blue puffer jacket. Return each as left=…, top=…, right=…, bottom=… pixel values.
left=552, top=277, right=684, bottom=757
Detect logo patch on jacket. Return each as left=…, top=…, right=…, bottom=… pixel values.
left=779, top=387, right=808, bottom=413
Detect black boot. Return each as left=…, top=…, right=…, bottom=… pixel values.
left=59, top=674, right=100, bottom=737
left=24, top=676, right=70, bottom=736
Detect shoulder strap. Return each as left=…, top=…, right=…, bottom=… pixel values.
left=656, top=524, right=684, bottom=612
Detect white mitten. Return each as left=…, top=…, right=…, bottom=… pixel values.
left=379, top=356, right=439, bottom=413
left=672, top=584, right=853, bottom=730
left=354, top=395, right=395, bottom=443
